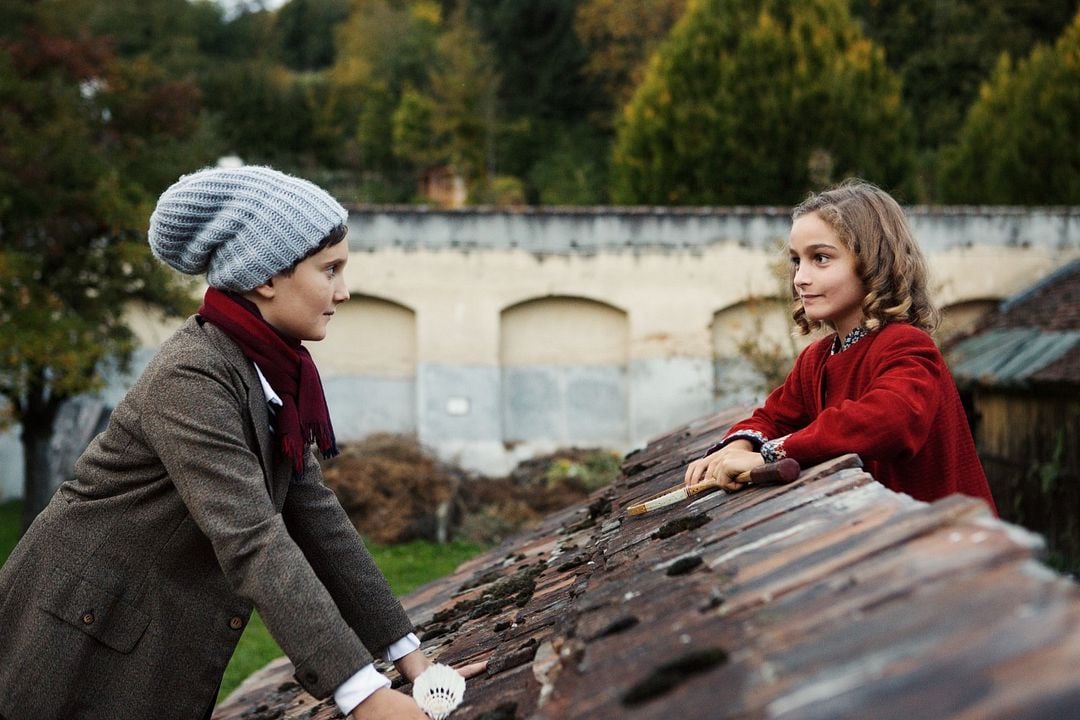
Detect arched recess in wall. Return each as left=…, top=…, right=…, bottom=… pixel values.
left=711, top=297, right=812, bottom=408
left=500, top=296, right=629, bottom=445
left=939, top=298, right=999, bottom=341
left=308, top=295, right=418, bottom=438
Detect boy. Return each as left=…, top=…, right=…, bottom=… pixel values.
left=0, top=166, right=436, bottom=719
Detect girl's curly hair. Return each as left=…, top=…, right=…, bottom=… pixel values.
left=790, top=179, right=939, bottom=335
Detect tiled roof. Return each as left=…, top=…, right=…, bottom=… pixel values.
left=948, top=258, right=1080, bottom=387
left=214, top=407, right=1080, bottom=720
left=989, top=258, right=1080, bottom=332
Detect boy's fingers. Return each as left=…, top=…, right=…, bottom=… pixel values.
left=455, top=660, right=488, bottom=679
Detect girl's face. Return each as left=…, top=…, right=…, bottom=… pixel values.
left=257, top=241, right=350, bottom=341
left=789, top=212, right=866, bottom=338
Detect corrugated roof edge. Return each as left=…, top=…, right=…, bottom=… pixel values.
left=949, top=328, right=1080, bottom=387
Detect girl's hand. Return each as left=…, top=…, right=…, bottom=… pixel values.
left=684, top=439, right=754, bottom=488
left=709, top=449, right=764, bottom=492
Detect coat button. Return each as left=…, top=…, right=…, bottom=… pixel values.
left=229, top=616, right=245, bottom=630
left=81, top=611, right=95, bottom=625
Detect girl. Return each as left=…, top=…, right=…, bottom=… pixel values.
left=685, top=180, right=996, bottom=513
left=0, top=166, right=456, bottom=719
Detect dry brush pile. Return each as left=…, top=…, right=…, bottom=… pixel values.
left=320, top=434, right=621, bottom=545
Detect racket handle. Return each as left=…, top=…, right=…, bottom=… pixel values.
left=736, top=458, right=801, bottom=486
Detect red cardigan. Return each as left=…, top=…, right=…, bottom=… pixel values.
left=718, top=323, right=996, bottom=512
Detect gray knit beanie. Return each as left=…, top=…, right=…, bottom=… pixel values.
left=148, top=165, right=348, bottom=291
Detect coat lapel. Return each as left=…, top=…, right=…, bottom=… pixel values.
left=198, top=317, right=289, bottom=508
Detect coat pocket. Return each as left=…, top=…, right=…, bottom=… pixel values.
left=37, top=566, right=151, bottom=654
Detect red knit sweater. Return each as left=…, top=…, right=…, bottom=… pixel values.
left=720, top=323, right=996, bottom=512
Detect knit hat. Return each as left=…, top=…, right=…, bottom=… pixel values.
left=148, top=165, right=348, bottom=291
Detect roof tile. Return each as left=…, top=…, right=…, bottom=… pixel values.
left=214, top=413, right=1080, bottom=720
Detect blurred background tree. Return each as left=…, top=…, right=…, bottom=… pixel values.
left=939, top=9, right=1080, bottom=204
left=849, top=0, right=1078, bottom=199
left=574, top=0, right=688, bottom=123
left=610, top=0, right=915, bottom=205
left=461, top=0, right=608, bottom=203
left=2, top=0, right=1065, bottom=207
left=0, top=1, right=212, bottom=528
left=329, top=0, right=442, bottom=200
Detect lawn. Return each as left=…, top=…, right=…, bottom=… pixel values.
left=218, top=538, right=483, bottom=701
left=0, top=501, right=484, bottom=703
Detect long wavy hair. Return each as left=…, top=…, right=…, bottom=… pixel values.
left=790, top=179, right=939, bottom=335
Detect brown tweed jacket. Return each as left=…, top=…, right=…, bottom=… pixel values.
left=0, top=316, right=414, bottom=719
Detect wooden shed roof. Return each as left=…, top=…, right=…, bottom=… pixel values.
left=214, top=407, right=1080, bottom=720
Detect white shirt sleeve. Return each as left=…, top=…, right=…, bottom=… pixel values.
left=333, top=633, right=422, bottom=716
left=333, top=664, right=391, bottom=717
left=383, top=632, right=421, bottom=661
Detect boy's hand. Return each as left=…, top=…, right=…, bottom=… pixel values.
left=394, top=649, right=432, bottom=683
left=349, top=687, right=428, bottom=720
left=454, top=660, right=488, bottom=679
left=395, top=649, right=488, bottom=683
left=684, top=439, right=754, bottom=488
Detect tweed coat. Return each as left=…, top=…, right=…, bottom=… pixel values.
left=0, top=316, right=415, bottom=719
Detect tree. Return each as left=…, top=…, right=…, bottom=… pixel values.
left=849, top=0, right=1077, bottom=199
left=329, top=0, right=442, bottom=200
left=427, top=5, right=500, bottom=194
left=466, top=0, right=611, bottom=202
left=275, top=0, right=350, bottom=71
left=574, top=0, right=687, bottom=124
left=611, top=0, right=915, bottom=205
left=939, top=10, right=1080, bottom=204
left=0, top=6, right=209, bottom=528
left=469, top=0, right=596, bottom=123
left=850, top=0, right=1077, bottom=152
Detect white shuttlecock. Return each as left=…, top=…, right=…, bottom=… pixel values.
left=412, top=663, right=466, bottom=720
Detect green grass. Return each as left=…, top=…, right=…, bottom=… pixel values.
left=0, top=504, right=483, bottom=704
left=0, top=501, right=21, bottom=566
left=219, top=539, right=483, bottom=702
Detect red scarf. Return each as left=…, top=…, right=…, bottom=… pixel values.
left=198, top=287, right=338, bottom=474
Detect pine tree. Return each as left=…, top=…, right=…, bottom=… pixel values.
left=939, top=10, right=1080, bottom=204
left=611, top=0, right=915, bottom=205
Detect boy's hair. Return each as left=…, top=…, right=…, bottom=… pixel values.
left=790, top=179, right=939, bottom=335
left=280, top=223, right=348, bottom=276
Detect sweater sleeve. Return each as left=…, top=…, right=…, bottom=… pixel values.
left=776, top=327, right=945, bottom=466
left=706, top=339, right=823, bottom=456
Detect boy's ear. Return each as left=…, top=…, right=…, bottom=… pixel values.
left=250, top=278, right=275, bottom=300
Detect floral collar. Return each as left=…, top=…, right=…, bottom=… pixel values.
left=831, top=325, right=870, bottom=355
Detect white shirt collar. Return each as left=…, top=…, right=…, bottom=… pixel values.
left=253, top=363, right=283, bottom=407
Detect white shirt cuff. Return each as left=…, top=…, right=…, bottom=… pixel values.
left=383, top=632, right=421, bottom=662
left=333, top=664, right=391, bottom=718
left=332, top=634, right=421, bottom=717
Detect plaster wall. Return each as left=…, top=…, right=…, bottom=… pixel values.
left=1, top=206, right=1077, bottom=495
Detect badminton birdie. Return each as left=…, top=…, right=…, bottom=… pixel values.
left=412, top=663, right=466, bottom=720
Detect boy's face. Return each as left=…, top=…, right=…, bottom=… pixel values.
left=789, top=211, right=865, bottom=338
left=256, top=241, right=350, bottom=341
